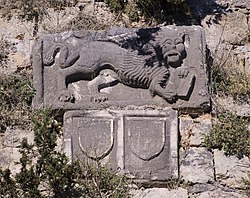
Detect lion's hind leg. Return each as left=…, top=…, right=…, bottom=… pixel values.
left=87, top=69, right=118, bottom=103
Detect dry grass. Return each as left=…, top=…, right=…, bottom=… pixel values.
left=211, top=58, right=250, bottom=103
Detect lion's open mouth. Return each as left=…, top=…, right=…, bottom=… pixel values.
left=164, top=50, right=181, bottom=63
left=165, top=50, right=181, bottom=57
left=168, top=53, right=178, bottom=56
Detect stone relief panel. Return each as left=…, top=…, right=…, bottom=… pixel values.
left=63, top=109, right=178, bottom=181
left=64, top=111, right=117, bottom=168
left=123, top=112, right=178, bottom=180
left=32, top=26, right=209, bottom=111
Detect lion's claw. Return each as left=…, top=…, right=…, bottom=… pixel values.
left=59, top=90, right=75, bottom=103
left=91, top=94, right=108, bottom=103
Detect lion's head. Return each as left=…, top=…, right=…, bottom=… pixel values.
left=154, top=30, right=187, bottom=68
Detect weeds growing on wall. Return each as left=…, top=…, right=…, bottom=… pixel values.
left=78, top=161, right=131, bottom=197
left=0, top=109, right=131, bottom=197
left=42, top=11, right=108, bottom=33
left=211, top=61, right=250, bottom=103
left=210, top=34, right=250, bottom=103
left=105, top=0, right=192, bottom=24
left=0, top=72, right=34, bottom=133
left=205, top=111, right=250, bottom=158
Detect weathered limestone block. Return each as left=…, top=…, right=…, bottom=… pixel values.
left=63, top=109, right=178, bottom=181
left=32, top=26, right=209, bottom=112
left=188, top=183, right=247, bottom=197
left=180, top=147, right=214, bottom=183
left=180, top=114, right=212, bottom=147
left=132, top=187, right=188, bottom=198
left=214, top=149, right=250, bottom=189
left=0, top=17, right=34, bottom=74
left=202, top=5, right=249, bottom=48
left=189, top=188, right=247, bottom=198
left=188, top=183, right=216, bottom=194
left=217, top=0, right=250, bottom=10
left=227, top=45, right=250, bottom=76
left=202, top=1, right=250, bottom=74
left=215, top=96, right=250, bottom=117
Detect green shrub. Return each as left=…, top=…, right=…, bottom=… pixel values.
left=0, top=73, right=34, bottom=132
left=124, top=1, right=140, bottom=22
left=205, top=111, right=250, bottom=158
left=78, top=161, right=131, bottom=197
left=105, top=0, right=126, bottom=13
left=0, top=110, right=83, bottom=197
left=105, top=0, right=191, bottom=23
left=0, top=110, right=131, bottom=197
left=136, top=0, right=190, bottom=22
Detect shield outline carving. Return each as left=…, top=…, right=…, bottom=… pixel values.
left=77, top=118, right=114, bottom=161
left=127, top=117, right=166, bottom=161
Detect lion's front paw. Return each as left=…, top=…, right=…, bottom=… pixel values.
left=90, top=94, right=108, bottom=103
left=58, top=90, right=75, bottom=103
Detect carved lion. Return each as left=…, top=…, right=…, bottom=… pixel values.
left=42, top=31, right=187, bottom=103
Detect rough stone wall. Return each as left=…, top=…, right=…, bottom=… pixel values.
left=179, top=115, right=249, bottom=198
left=0, top=1, right=249, bottom=197
left=203, top=0, right=250, bottom=79
left=201, top=0, right=250, bottom=117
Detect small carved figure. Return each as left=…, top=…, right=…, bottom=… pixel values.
left=43, top=31, right=189, bottom=103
